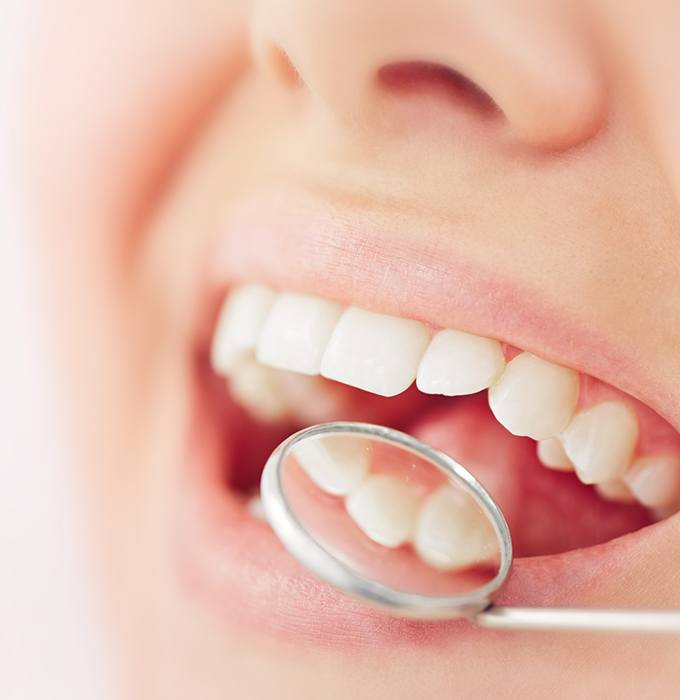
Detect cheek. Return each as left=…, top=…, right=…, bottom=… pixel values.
left=22, top=0, right=251, bottom=277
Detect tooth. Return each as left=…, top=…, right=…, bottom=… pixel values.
left=320, top=307, right=430, bottom=397
left=247, top=495, right=269, bottom=523
left=256, top=292, right=344, bottom=375
left=211, top=284, right=275, bottom=375
left=623, top=455, right=680, bottom=508
left=414, top=486, right=498, bottom=570
left=536, top=437, right=573, bottom=471
left=594, top=479, right=636, bottom=504
left=416, top=329, right=505, bottom=396
left=228, top=357, right=291, bottom=422
left=488, top=353, right=579, bottom=440
left=345, top=474, right=420, bottom=548
left=294, top=437, right=370, bottom=496
left=562, top=401, right=638, bottom=485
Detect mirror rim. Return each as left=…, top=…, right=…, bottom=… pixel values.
left=260, top=421, right=513, bottom=620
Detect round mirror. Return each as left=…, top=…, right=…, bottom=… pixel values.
left=261, top=423, right=512, bottom=620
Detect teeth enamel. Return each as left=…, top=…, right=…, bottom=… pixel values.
left=416, top=329, right=505, bottom=396
left=256, top=292, right=344, bottom=375
left=562, top=401, right=639, bottom=485
left=488, top=353, right=579, bottom=440
left=536, top=437, right=573, bottom=471
left=294, top=437, right=370, bottom=496
left=228, top=356, right=292, bottom=423
left=216, top=286, right=680, bottom=518
left=211, top=284, right=275, bottom=375
left=623, top=455, right=680, bottom=508
left=345, top=474, right=420, bottom=548
left=414, top=486, right=498, bottom=570
left=320, top=307, right=431, bottom=397
left=594, top=479, right=636, bottom=504
left=247, top=495, right=269, bottom=523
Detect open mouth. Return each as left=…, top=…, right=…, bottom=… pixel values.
left=177, top=190, right=680, bottom=646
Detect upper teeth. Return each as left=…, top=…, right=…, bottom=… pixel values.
left=212, top=283, right=680, bottom=512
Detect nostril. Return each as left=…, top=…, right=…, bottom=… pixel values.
left=262, top=43, right=303, bottom=89
left=377, top=62, right=502, bottom=120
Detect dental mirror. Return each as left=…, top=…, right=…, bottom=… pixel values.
left=261, top=422, right=680, bottom=633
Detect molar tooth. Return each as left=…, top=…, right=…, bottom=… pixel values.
left=623, top=455, right=680, bottom=508
left=562, top=401, right=638, bottom=485
left=320, top=308, right=430, bottom=397
left=211, top=284, right=275, bottom=375
left=414, top=486, right=498, bottom=571
left=256, top=292, right=343, bottom=375
left=345, top=474, right=420, bottom=548
left=536, top=437, right=573, bottom=471
left=294, top=437, right=370, bottom=496
left=247, top=495, right=269, bottom=523
left=228, top=356, right=291, bottom=422
left=594, top=479, right=636, bottom=504
left=416, top=329, right=505, bottom=396
left=488, top=353, right=579, bottom=440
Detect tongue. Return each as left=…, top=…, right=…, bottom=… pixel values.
left=408, top=393, right=650, bottom=557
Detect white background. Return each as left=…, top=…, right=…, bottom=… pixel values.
left=1, top=3, right=111, bottom=697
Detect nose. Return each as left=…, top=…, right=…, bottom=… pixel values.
left=252, top=0, right=605, bottom=151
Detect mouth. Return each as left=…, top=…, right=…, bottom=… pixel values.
left=177, top=187, right=680, bottom=647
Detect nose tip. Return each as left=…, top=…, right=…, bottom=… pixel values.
left=252, top=0, right=606, bottom=152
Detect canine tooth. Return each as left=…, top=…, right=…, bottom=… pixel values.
left=294, top=437, right=370, bottom=496
left=416, top=329, right=505, bottom=396
left=414, top=486, right=498, bottom=571
left=623, top=455, right=680, bottom=508
left=256, top=292, right=343, bottom=375
left=488, top=353, right=579, bottom=440
left=562, top=402, right=638, bottom=485
left=211, top=284, right=275, bottom=375
left=346, top=474, right=420, bottom=548
left=594, top=479, right=636, bottom=504
left=321, top=307, right=430, bottom=397
left=536, top=438, right=573, bottom=471
left=228, top=357, right=291, bottom=422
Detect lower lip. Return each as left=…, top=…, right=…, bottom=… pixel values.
left=175, top=391, right=668, bottom=650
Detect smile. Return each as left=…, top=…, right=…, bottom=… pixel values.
left=177, top=188, right=680, bottom=646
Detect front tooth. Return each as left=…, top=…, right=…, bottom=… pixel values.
left=228, top=356, right=291, bottom=422
left=416, top=329, right=505, bottom=396
left=414, top=486, right=498, bottom=571
left=488, top=353, right=579, bottom=440
left=320, top=307, right=430, bottom=397
left=562, top=401, right=638, bottom=485
left=294, top=437, right=370, bottom=496
left=623, top=455, right=680, bottom=508
left=211, top=284, right=276, bottom=375
left=536, top=437, right=573, bottom=471
left=256, top=292, right=344, bottom=375
left=345, top=475, right=420, bottom=548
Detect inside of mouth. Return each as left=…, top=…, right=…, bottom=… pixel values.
left=208, top=366, right=651, bottom=561
left=203, top=283, right=680, bottom=566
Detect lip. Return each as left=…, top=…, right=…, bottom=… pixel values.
left=176, top=185, right=680, bottom=649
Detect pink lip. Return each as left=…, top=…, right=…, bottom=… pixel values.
left=175, top=185, right=680, bottom=649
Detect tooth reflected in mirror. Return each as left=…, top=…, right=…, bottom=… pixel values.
left=279, top=432, right=502, bottom=597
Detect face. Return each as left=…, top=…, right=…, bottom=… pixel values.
left=20, top=0, right=680, bottom=697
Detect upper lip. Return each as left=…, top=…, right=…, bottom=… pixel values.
left=211, top=184, right=679, bottom=433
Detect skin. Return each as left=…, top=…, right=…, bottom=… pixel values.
left=14, top=0, right=680, bottom=697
